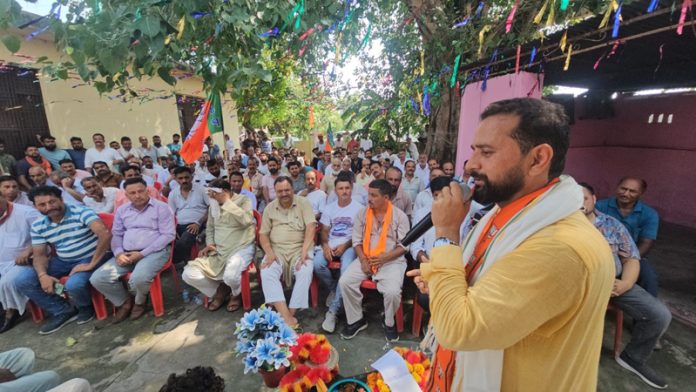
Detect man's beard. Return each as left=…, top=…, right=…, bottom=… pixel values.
left=45, top=145, right=56, bottom=151
left=471, top=166, right=525, bottom=205
left=210, top=170, right=220, bottom=177
left=269, top=168, right=278, bottom=175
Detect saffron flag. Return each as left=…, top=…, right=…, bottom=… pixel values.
left=325, top=123, right=334, bottom=152
left=180, top=91, right=224, bottom=164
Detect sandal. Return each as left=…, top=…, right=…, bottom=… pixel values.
left=207, top=284, right=231, bottom=312
left=226, top=295, right=242, bottom=312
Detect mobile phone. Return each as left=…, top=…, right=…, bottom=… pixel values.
left=54, top=282, right=65, bottom=296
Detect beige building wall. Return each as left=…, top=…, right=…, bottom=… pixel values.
left=0, top=29, right=240, bottom=150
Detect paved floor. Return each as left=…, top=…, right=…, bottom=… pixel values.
left=1, top=222, right=694, bottom=391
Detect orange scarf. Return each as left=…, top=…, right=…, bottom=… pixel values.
left=26, top=156, right=52, bottom=174
left=363, top=201, right=392, bottom=273
left=427, top=178, right=560, bottom=392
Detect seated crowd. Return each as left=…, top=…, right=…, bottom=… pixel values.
left=0, top=129, right=672, bottom=388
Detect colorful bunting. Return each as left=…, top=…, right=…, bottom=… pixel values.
left=478, top=25, right=491, bottom=57
left=546, top=0, right=557, bottom=26
left=453, top=18, right=470, bottom=28
left=560, top=31, right=568, bottom=52
left=309, top=105, right=315, bottom=128
left=654, top=44, right=664, bottom=74
left=299, top=27, right=315, bottom=41
left=475, top=2, right=485, bottom=17
left=506, top=0, right=521, bottom=33
left=560, top=0, right=570, bottom=11
left=677, top=0, right=692, bottom=35
left=190, top=11, right=211, bottom=19
left=259, top=28, right=279, bottom=38
left=420, top=51, right=425, bottom=76
left=358, top=24, right=372, bottom=51
left=534, top=0, right=549, bottom=24
left=423, top=84, right=431, bottom=116
left=563, top=45, right=573, bottom=70
left=612, top=1, right=623, bottom=38
left=176, top=16, right=186, bottom=40
left=647, top=0, right=659, bottom=12
left=528, top=46, right=537, bottom=68
left=450, top=54, right=461, bottom=88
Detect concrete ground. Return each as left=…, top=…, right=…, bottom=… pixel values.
left=1, top=222, right=694, bottom=391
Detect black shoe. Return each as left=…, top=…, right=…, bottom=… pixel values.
left=383, top=321, right=399, bottom=342
left=39, top=308, right=78, bottom=335
left=340, top=318, right=368, bottom=340
left=76, top=307, right=95, bottom=325
left=615, top=351, right=668, bottom=389
left=0, top=312, right=19, bottom=333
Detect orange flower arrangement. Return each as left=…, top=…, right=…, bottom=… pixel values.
left=366, top=347, right=431, bottom=392
left=289, top=333, right=332, bottom=366
left=279, top=365, right=333, bottom=392
left=279, top=333, right=337, bottom=392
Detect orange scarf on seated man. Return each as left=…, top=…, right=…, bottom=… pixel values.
left=363, top=201, right=393, bottom=274
left=26, top=156, right=52, bottom=174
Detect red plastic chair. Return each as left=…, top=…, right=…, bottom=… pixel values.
left=360, top=279, right=404, bottom=333
left=28, top=300, right=44, bottom=324
left=607, top=302, right=624, bottom=357
left=119, top=243, right=179, bottom=317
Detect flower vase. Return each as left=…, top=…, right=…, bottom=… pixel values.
left=259, top=366, right=286, bottom=388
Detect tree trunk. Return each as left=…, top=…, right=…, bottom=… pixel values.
left=424, top=82, right=460, bottom=163
left=407, top=0, right=461, bottom=163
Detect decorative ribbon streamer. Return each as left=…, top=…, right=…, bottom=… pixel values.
left=358, top=24, right=372, bottom=51
left=416, top=90, right=423, bottom=115
left=259, top=27, right=279, bottom=37
left=599, top=1, right=619, bottom=29
left=560, top=0, right=570, bottom=11
left=280, top=2, right=302, bottom=32
left=411, top=97, right=419, bottom=113
left=677, top=0, right=692, bottom=35
left=299, top=27, right=315, bottom=41
left=423, top=84, right=431, bottom=116
left=478, top=25, right=491, bottom=57
left=481, top=49, right=498, bottom=91
left=176, top=16, right=186, bottom=40
left=654, top=44, right=664, bottom=75
left=295, top=0, right=305, bottom=30
left=308, top=105, right=315, bottom=128
left=647, top=0, right=659, bottom=12
left=450, top=54, right=461, bottom=88
left=506, top=0, right=521, bottom=33
left=298, top=43, right=309, bottom=57
left=593, top=51, right=607, bottom=70
left=528, top=46, right=537, bottom=68
left=515, top=45, right=521, bottom=73
left=420, top=51, right=425, bottom=76
left=563, top=45, right=573, bottom=70
left=560, top=31, right=568, bottom=52
left=456, top=81, right=461, bottom=96
left=453, top=18, right=470, bottom=28
left=190, top=11, right=211, bottom=19
left=475, top=2, right=485, bottom=17
left=335, top=32, right=343, bottom=64
left=534, top=0, right=549, bottom=24
left=25, top=6, right=61, bottom=41
left=612, top=1, right=623, bottom=38
left=546, top=0, right=557, bottom=26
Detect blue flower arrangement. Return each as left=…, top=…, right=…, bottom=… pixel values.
left=234, top=305, right=298, bottom=374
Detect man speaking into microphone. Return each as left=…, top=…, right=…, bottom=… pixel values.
left=408, top=98, right=614, bottom=391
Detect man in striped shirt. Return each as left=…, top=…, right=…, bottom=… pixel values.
left=15, top=186, right=112, bottom=335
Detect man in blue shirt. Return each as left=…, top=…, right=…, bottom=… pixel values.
left=595, top=177, right=660, bottom=296
left=14, top=186, right=112, bottom=334
left=38, top=136, right=71, bottom=170
left=581, top=182, right=670, bottom=389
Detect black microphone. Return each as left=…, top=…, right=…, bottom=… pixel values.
left=399, top=182, right=473, bottom=247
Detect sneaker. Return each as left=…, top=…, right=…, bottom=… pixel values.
left=615, top=351, right=668, bottom=389
left=325, top=290, right=336, bottom=308
left=322, top=311, right=337, bottom=333
left=340, top=318, right=368, bottom=340
left=39, top=308, right=78, bottom=335
left=76, top=308, right=94, bottom=325
left=383, top=321, right=399, bottom=342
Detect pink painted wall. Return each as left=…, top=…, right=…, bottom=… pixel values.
left=455, top=72, right=543, bottom=175
left=565, top=93, right=696, bottom=228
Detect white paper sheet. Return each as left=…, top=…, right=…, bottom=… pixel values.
left=371, top=349, right=421, bottom=392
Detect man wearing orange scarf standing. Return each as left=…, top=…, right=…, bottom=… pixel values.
left=339, top=179, right=410, bottom=342
left=408, top=98, right=614, bottom=391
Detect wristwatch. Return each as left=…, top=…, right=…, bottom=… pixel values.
left=433, top=237, right=458, bottom=248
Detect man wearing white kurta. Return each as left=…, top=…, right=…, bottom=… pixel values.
left=182, top=179, right=255, bottom=312
left=0, top=196, right=41, bottom=333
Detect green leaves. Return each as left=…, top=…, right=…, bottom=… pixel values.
left=157, top=66, right=177, bottom=85
left=137, top=14, right=162, bottom=37
left=1, top=34, right=20, bottom=53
